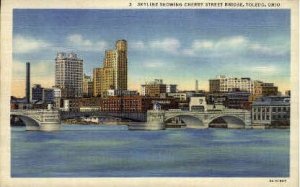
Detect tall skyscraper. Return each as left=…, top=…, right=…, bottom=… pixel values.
left=26, top=62, right=30, bottom=103
left=55, top=52, right=83, bottom=98
left=93, top=40, right=128, bottom=97
left=115, top=40, right=128, bottom=90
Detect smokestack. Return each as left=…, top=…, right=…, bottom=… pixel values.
left=195, top=80, right=198, bottom=92
left=26, top=62, right=30, bottom=103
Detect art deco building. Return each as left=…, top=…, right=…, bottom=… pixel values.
left=93, top=40, right=128, bottom=97
left=55, top=52, right=83, bottom=98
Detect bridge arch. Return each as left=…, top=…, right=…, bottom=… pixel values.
left=165, top=114, right=206, bottom=129
left=208, top=115, right=246, bottom=129
left=11, top=114, right=40, bottom=130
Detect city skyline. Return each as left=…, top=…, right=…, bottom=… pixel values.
left=12, top=9, right=290, bottom=97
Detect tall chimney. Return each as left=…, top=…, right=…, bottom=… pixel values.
left=195, top=80, right=198, bottom=92
left=26, top=62, right=30, bottom=103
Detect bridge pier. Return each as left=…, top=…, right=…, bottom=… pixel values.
left=143, top=110, right=166, bottom=130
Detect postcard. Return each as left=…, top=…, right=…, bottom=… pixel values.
left=1, top=0, right=299, bottom=186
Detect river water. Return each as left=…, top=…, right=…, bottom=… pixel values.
left=11, top=124, right=289, bottom=177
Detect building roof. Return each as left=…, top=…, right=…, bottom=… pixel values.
left=252, top=96, right=290, bottom=106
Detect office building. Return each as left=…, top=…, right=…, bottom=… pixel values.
left=166, top=84, right=177, bottom=93
left=55, top=52, right=83, bottom=98
left=252, top=96, right=290, bottom=128
left=141, top=79, right=166, bottom=97
left=93, top=68, right=102, bottom=97
left=43, top=88, right=54, bottom=103
left=105, top=89, right=139, bottom=97
left=31, top=84, right=43, bottom=101
left=100, top=96, right=178, bottom=113
left=225, top=92, right=251, bottom=109
left=52, top=87, right=62, bottom=108
left=209, top=75, right=252, bottom=93
left=83, top=74, right=93, bottom=97
left=87, top=81, right=94, bottom=97
left=209, top=79, right=220, bottom=93
left=93, top=40, right=128, bottom=97
left=167, top=92, right=187, bottom=101
left=249, top=81, right=278, bottom=101
left=189, top=97, right=207, bottom=112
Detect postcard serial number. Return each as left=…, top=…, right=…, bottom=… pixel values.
left=269, top=179, right=287, bottom=183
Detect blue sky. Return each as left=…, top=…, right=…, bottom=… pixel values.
left=13, top=9, right=290, bottom=97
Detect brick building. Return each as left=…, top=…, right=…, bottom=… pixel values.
left=100, top=96, right=179, bottom=113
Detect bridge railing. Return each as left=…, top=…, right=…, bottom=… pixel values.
left=149, top=109, right=250, bottom=114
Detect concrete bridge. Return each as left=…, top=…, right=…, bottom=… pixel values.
left=11, top=109, right=61, bottom=131
left=60, top=111, right=146, bottom=122
left=147, top=109, right=251, bottom=129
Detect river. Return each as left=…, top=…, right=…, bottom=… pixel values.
left=11, top=124, right=289, bottom=177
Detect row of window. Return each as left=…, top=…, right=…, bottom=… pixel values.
left=253, top=107, right=290, bottom=113
left=253, top=114, right=290, bottom=121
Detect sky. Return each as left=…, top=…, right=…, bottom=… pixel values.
left=12, top=9, right=290, bottom=97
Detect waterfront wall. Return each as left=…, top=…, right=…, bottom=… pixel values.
left=60, top=111, right=147, bottom=122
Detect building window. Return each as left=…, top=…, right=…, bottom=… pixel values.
left=266, top=115, right=270, bottom=120
left=272, top=107, right=276, bottom=112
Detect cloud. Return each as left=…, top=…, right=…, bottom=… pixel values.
left=183, top=35, right=288, bottom=57
left=143, top=60, right=166, bottom=68
left=251, top=66, right=278, bottom=74
left=149, top=38, right=181, bottom=54
left=13, top=35, right=51, bottom=53
left=192, top=40, right=214, bottom=50
left=183, top=36, right=249, bottom=56
left=141, top=59, right=178, bottom=70
left=248, top=43, right=289, bottom=56
left=215, top=36, right=248, bottom=49
left=130, top=38, right=181, bottom=53
left=130, top=41, right=146, bottom=50
left=66, top=34, right=107, bottom=52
